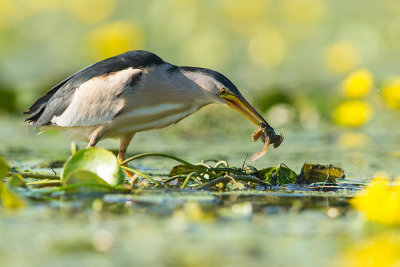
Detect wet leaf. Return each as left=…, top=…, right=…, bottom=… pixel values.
left=299, top=163, right=345, bottom=184
left=170, top=164, right=206, bottom=176
left=0, top=180, right=26, bottom=209
left=0, top=156, right=10, bottom=178
left=62, top=147, right=124, bottom=186
left=6, top=174, right=27, bottom=188
left=63, top=170, right=115, bottom=194
left=257, top=164, right=298, bottom=185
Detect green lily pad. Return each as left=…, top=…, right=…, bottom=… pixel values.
left=62, top=147, right=124, bottom=186
left=63, top=170, right=115, bottom=194
left=299, top=163, right=344, bottom=184
left=0, top=156, right=10, bottom=178
left=257, top=164, right=298, bottom=185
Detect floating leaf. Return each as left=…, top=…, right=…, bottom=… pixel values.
left=257, top=164, right=298, bottom=185
left=0, top=156, right=10, bottom=178
left=63, top=170, right=115, bottom=194
left=170, top=164, right=206, bottom=176
left=62, top=147, right=124, bottom=186
left=299, top=163, right=345, bottom=184
left=6, top=174, right=26, bottom=188
left=0, top=180, right=26, bottom=209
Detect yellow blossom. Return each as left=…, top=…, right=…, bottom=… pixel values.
left=333, top=100, right=373, bottom=127
left=340, top=232, right=400, bottom=267
left=382, top=78, right=400, bottom=109
left=85, top=21, right=145, bottom=60
left=325, top=41, right=360, bottom=74
left=351, top=177, right=400, bottom=226
left=341, top=69, right=373, bottom=98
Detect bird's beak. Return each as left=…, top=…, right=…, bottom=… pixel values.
left=221, top=93, right=271, bottom=128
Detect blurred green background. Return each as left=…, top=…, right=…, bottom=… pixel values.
left=1, top=0, right=400, bottom=144
left=2, top=3, right=400, bottom=266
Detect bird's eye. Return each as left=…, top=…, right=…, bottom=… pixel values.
left=220, top=88, right=228, bottom=95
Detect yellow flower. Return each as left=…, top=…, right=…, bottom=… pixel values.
left=85, top=21, right=145, bottom=60
left=325, top=41, right=360, bottom=74
left=382, top=78, right=400, bottom=109
left=333, top=100, right=373, bottom=127
left=340, top=232, right=400, bottom=267
left=351, top=177, right=400, bottom=226
left=341, top=69, right=373, bottom=98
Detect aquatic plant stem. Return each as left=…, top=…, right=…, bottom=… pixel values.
left=8, top=172, right=60, bottom=180
left=120, top=166, right=163, bottom=187
left=120, top=153, right=219, bottom=178
left=180, top=172, right=200, bottom=189
left=206, top=168, right=244, bottom=175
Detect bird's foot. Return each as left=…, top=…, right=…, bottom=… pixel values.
left=118, top=154, right=134, bottom=179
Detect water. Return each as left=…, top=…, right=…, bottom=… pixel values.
left=1, top=114, right=399, bottom=266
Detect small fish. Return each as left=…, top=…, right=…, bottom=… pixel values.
left=251, top=123, right=284, bottom=162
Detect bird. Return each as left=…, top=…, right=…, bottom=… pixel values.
left=24, top=50, right=277, bottom=177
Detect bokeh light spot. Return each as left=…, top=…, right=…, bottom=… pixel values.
left=337, top=132, right=368, bottom=148
left=181, top=30, right=229, bottom=69
left=65, top=0, right=115, bottom=25
left=221, top=0, right=268, bottom=21
left=333, top=100, right=373, bottom=127
left=382, top=78, right=400, bottom=109
left=341, top=233, right=400, bottom=267
left=85, top=21, right=145, bottom=60
left=0, top=0, right=13, bottom=30
left=341, top=69, right=373, bottom=98
left=325, top=41, right=360, bottom=74
left=351, top=177, right=400, bottom=226
left=248, top=28, right=286, bottom=66
left=280, top=0, right=325, bottom=23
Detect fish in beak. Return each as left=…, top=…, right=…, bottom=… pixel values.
left=220, top=91, right=284, bottom=161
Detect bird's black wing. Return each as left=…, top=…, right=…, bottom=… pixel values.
left=24, top=50, right=164, bottom=127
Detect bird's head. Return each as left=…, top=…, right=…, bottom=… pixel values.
left=217, top=86, right=270, bottom=128
left=182, top=67, right=273, bottom=130
left=179, top=67, right=273, bottom=131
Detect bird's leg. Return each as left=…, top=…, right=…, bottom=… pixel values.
left=118, top=134, right=135, bottom=179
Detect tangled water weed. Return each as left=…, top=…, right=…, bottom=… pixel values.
left=0, top=147, right=352, bottom=210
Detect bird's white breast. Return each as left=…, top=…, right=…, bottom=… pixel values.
left=108, top=103, right=200, bottom=136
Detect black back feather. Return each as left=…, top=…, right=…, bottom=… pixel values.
left=24, top=50, right=164, bottom=126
